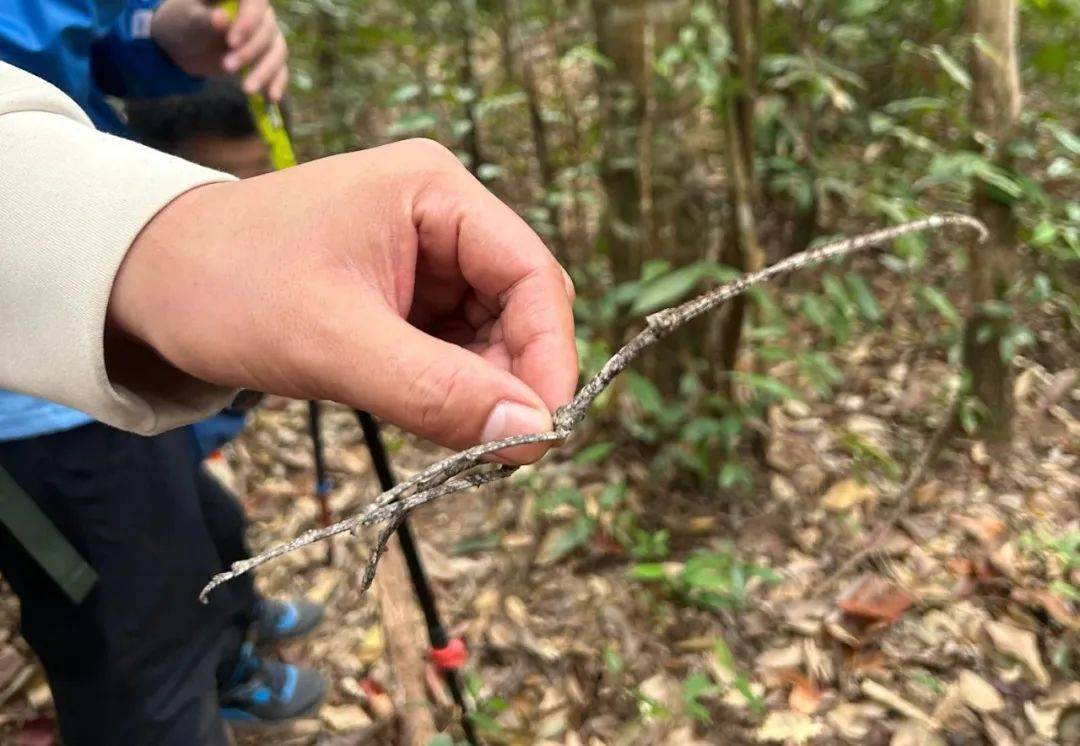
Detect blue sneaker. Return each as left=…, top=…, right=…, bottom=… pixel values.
left=220, top=643, right=327, bottom=725
left=253, top=598, right=324, bottom=643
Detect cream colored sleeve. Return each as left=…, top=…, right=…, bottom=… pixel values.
left=0, top=62, right=240, bottom=435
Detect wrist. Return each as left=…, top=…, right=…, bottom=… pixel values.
left=108, top=181, right=230, bottom=354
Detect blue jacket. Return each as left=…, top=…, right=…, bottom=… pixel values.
left=0, top=0, right=203, bottom=443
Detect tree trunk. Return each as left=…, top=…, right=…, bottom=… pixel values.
left=457, top=0, right=486, bottom=176
left=717, top=0, right=762, bottom=398
left=549, top=0, right=591, bottom=248
left=591, top=0, right=646, bottom=285
left=964, top=0, right=1020, bottom=441
left=638, top=2, right=657, bottom=252
left=506, top=0, right=566, bottom=259
left=728, top=0, right=757, bottom=197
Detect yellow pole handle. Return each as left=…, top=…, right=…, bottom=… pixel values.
left=219, top=0, right=297, bottom=170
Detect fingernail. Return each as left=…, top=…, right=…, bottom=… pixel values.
left=481, top=400, right=551, bottom=444
left=223, top=56, right=237, bottom=72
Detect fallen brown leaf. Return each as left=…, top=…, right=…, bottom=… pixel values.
left=890, top=721, right=945, bottom=746
left=0, top=648, right=25, bottom=692
left=860, top=679, right=937, bottom=728
left=1023, top=701, right=1058, bottom=739
left=786, top=674, right=824, bottom=714
left=984, top=620, right=1051, bottom=687
left=958, top=514, right=1006, bottom=549
left=1011, top=588, right=1078, bottom=630
left=822, top=479, right=876, bottom=511
left=755, top=711, right=824, bottom=743
left=826, top=702, right=884, bottom=740
left=838, top=574, right=916, bottom=624
left=957, top=670, right=1005, bottom=713
left=321, top=704, right=373, bottom=732
left=981, top=716, right=1019, bottom=746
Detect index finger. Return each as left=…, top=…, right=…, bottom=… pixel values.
left=412, top=167, right=578, bottom=413
left=227, top=0, right=269, bottom=47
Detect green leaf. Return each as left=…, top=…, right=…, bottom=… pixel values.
left=629, top=563, right=669, bottom=581
left=680, top=556, right=732, bottom=593
left=930, top=45, right=971, bottom=90
left=561, top=44, right=613, bottom=70
left=681, top=417, right=725, bottom=443
left=1030, top=221, right=1058, bottom=247
left=476, top=163, right=503, bottom=181
left=1045, top=122, right=1080, bottom=156
left=840, top=0, right=886, bottom=19
left=543, top=516, right=595, bottom=563
left=713, top=637, right=735, bottom=672
left=631, top=263, right=711, bottom=315
left=682, top=672, right=720, bottom=724
left=883, top=96, right=948, bottom=115
left=538, top=485, right=584, bottom=514
left=801, top=294, right=830, bottom=327
left=1032, top=273, right=1052, bottom=303
left=823, top=275, right=855, bottom=317
left=427, top=735, right=454, bottom=746
left=720, top=462, right=751, bottom=489
left=452, top=532, right=501, bottom=555
left=920, top=286, right=962, bottom=327
left=1050, top=579, right=1079, bottom=601
left=731, top=372, right=801, bottom=401
left=387, top=111, right=438, bottom=137
left=574, top=441, right=617, bottom=465
left=845, top=273, right=883, bottom=322
left=733, top=674, right=764, bottom=713
left=389, top=83, right=422, bottom=104
left=603, top=644, right=624, bottom=674
left=599, top=482, right=627, bottom=510
left=730, top=673, right=764, bottom=716
left=626, top=372, right=665, bottom=416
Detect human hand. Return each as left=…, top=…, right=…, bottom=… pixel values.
left=108, top=139, right=577, bottom=463
left=151, top=0, right=288, bottom=100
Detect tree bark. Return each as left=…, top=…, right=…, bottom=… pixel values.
left=503, top=0, right=566, bottom=259
left=964, top=0, right=1020, bottom=441
left=456, top=0, right=487, bottom=176
left=718, top=0, right=762, bottom=397
left=592, top=0, right=646, bottom=285
left=548, top=0, right=591, bottom=247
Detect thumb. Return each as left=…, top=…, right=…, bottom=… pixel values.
left=343, top=314, right=555, bottom=463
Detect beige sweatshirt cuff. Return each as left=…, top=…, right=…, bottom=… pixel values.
left=0, top=88, right=239, bottom=434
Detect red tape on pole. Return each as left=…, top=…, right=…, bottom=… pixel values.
left=430, top=638, right=468, bottom=671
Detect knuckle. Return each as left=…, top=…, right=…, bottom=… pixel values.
left=408, top=360, right=470, bottom=440
left=399, top=138, right=461, bottom=168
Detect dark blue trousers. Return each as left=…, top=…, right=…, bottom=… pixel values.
left=0, top=423, right=257, bottom=745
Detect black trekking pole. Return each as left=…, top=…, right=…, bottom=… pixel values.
left=306, top=401, right=335, bottom=565
left=306, top=403, right=479, bottom=744
left=353, top=410, right=479, bottom=745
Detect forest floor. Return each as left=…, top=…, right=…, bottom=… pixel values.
left=0, top=304, right=1076, bottom=746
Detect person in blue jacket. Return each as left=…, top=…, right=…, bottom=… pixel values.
left=0, top=2, right=324, bottom=743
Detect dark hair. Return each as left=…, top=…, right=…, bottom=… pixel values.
left=125, top=78, right=262, bottom=149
